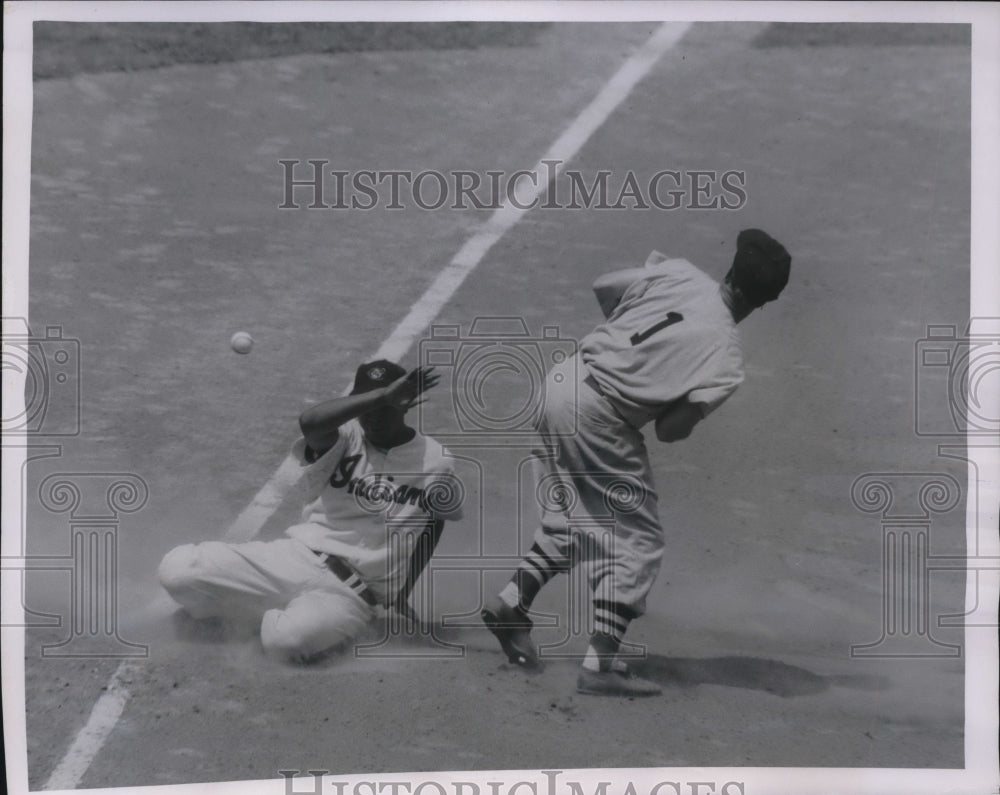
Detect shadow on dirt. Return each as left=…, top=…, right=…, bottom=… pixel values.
left=169, top=610, right=258, bottom=644
left=167, top=613, right=892, bottom=696
left=631, top=654, right=890, bottom=698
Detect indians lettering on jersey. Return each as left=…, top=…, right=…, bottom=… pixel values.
left=580, top=252, right=745, bottom=429
left=284, top=419, right=461, bottom=598
left=325, top=454, right=436, bottom=512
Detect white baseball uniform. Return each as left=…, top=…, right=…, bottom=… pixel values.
left=532, top=252, right=744, bottom=616
left=582, top=251, right=745, bottom=427
left=158, top=419, right=461, bottom=660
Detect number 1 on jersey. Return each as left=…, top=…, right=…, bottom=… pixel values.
left=630, top=311, right=684, bottom=346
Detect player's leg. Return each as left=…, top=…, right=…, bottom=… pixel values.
left=577, top=442, right=664, bottom=697
left=481, top=510, right=574, bottom=669
left=492, top=355, right=583, bottom=613
left=481, top=359, right=580, bottom=669
left=157, top=538, right=312, bottom=623
left=536, top=369, right=663, bottom=695
left=498, top=453, right=575, bottom=613
left=260, top=585, right=376, bottom=663
left=578, top=532, right=663, bottom=696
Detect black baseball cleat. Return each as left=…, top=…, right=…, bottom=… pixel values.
left=481, top=598, right=541, bottom=670
left=576, top=664, right=662, bottom=697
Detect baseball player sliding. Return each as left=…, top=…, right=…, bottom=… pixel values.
left=158, top=361, right=461, bottom=662
left=482, top=229, right=792, bottom=697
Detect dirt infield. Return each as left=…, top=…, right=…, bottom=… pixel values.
left=14, top=16, right=987, bottom=792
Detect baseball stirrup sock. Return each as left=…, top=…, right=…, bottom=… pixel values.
left=583, top=632, right=626, bottom=673
left=586, top=600, right=637, bottom=671
left=593, top=605, right=630, bottom=642
left=510, top=541, right=570, bottom=610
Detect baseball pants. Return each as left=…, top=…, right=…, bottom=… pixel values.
left=157, top=538, right=376, bottom=660
left=532, top=353, right=664, bottom=617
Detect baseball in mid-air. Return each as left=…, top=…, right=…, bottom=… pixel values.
left=230, top=331, right=253, bottom=354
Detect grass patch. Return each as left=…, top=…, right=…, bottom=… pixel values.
left=754, top=23, right=970, bottom=49
left=33, top=21, right=551, bottom=80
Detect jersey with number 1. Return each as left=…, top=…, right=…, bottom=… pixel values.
left=579, top=251, right=745, bottom=429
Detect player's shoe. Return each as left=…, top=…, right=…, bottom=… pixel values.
left=481, top=598, right=541, bottom=670
left=576, top=664, right=661, bottom=697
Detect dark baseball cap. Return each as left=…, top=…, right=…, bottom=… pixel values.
left=731, top=228, right=792, bottom=307
left=350, top=359, right=407, bottom=395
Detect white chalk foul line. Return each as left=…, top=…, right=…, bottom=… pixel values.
left=42, top=660, right=139, bottom=790
left=42, top=22, right=690, bottom=789
left=224, top=20, right=690, bottom=544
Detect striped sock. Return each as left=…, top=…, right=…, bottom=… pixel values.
left=507, top=541, right=570, bottom=612
left=498, top=581, right=522, bottom=610
left=588, top=600, right=637, bottom=671
left=593, top=600, right=632, bottom=644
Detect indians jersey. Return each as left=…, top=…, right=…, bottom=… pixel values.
left=580, top=251, right=745, bottom=429
left=285, top=419, right=462, bottom=600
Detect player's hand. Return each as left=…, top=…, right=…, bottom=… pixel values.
left=382, top=366, right=439, bottom=412
left=654, top=399, right=703, bottom=443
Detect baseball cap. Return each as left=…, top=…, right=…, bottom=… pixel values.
left=350, top=359, right=407, bottom=395
left=731, top=228, right=792, bottom=307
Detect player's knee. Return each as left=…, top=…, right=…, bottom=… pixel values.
left=156, top=544, right=202, bottom=592
left=157, top=543, right=223, bottom=603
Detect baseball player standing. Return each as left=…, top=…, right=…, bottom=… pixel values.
left=482, top=229, right=791, bottom=696
left=158, top=361, right=462, bottom=662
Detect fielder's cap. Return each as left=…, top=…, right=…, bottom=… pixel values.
left=732, top=228, right=792, bottom=307
left=351, top=359, right=407, bottom=395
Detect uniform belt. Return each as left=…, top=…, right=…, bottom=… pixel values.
left=314, top=551, right=378, bottom=607
left=582, top=369, right=639, bottom=429
left=583, top=370, right=607, bottom=398
left=583, top=372, right=604, bottom=396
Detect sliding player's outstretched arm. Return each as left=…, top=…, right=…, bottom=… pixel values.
left=299, top=366, right=439, bottom=452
